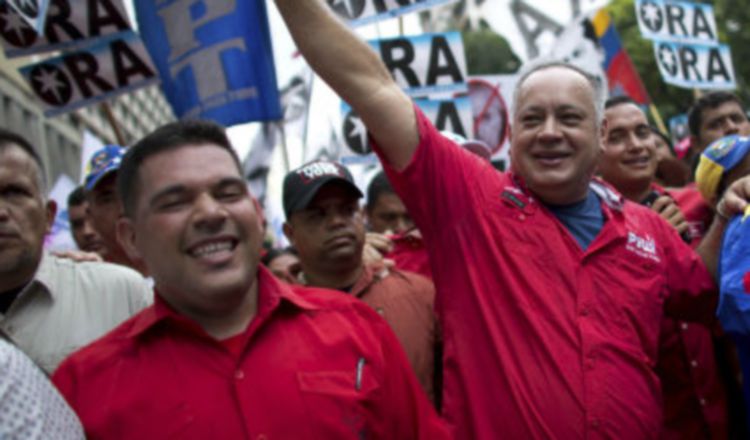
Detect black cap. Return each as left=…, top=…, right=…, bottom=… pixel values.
left=283, top=160, right=363, bottom=218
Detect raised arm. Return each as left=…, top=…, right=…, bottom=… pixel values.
left=274, top=0, right=418, bottom=169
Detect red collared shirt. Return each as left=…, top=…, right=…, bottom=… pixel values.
left=349, top=263, right=437, bottom=402
left=649, top=184, right=729, bottom=439
left=374, top=106, right=717, bottom=439
left=387, top=233, right=433, bottom=280
left=52, top=267, right=448, bottom=440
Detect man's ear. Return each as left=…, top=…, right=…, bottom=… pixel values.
left=116, top=217, right=142, bottom=262
left=282, top=222, right=295, bottom=246
left=44, top=200, right=57, bottom=234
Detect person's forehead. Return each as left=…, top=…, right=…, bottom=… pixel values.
left=140, top=144, right=241, bottom=185
left=0, top=145, right=42, bottom=186
left=605, top=103, right=647, bottom=126
left=516, top=67, right=594, bottom=108
left=702, top=101, right=744, bottom=123
left=373, top=192, right=405, bottom=209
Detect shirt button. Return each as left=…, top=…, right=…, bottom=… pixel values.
left=235, top=370, right=245, bottom=380
left=518, top=214, right=526, bottom=221
left=690, top=360, right=698, bottom=368
left=699, top=398, right=706, bottom=406
left=680, top=322, right=689, bottom=331
left=256, top=435, right=268, bottom=440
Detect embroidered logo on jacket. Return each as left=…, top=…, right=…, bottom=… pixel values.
left=625, top=232, right=661, bottom=262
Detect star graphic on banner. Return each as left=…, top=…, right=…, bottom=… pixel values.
left=640, top=1, right=662, bottom=31
left=344, top=111, right=370, bottom=154
left=31, top=65, right=71, bottom=105
left=658, top=44, right=677, bottom=75
left=329, top=0, right=360, bottom=19
left=1, top=7, right=31, bottom=42
left=9, top=0, right=39, bottom=18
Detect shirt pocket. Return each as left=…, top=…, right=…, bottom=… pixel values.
left=297, top=366, right=381, bottom=438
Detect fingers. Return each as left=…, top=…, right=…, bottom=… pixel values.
left=365, top=232, right=394, bottom=254
left=718, top=176, right=750, bottom=218
left=651, top=196, right=689, bottom=234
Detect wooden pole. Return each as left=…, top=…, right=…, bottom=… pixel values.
left=277, top=121, right=291, bottom=173
left=649, top=104, right=668, bottom=135
left=100, top=101, right=127, bottom=146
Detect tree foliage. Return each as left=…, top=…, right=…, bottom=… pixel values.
left=605, top=0, right=750, bottom=123
left=462, top=28, right=522, bottom=75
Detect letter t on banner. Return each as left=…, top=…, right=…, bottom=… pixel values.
left=134, top=0, right=281, bottom=126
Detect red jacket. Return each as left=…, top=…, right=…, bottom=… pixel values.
left=374, top=106, right=717, bottom=439
left=53, top=267, right=448, bottom=440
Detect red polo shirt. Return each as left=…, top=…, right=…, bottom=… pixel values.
left=373, top=107, right=717, bottom=439
left=387, top=232, right=433, bottom=280
left=52, top=267, right=448, bottom=440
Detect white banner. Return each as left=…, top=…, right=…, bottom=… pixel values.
left=369, top=31, right=467, bottom=98
left=327, top=0, right=459, bottom=27
left=635, top=0, right=718, bottom=45
left=19, top=30, right=159, bottom=117
left=0, top=0, right=131, bottom=58
left=653, top=39, right=736, bottom=90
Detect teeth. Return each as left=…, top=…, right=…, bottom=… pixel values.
left=191, top=241, right=232, bottom=257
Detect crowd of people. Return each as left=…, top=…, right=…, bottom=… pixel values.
left=3, top=1, right=750, bottom=438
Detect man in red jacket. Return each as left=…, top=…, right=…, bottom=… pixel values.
left=274, top=1, right=750, bottom=438
left=53, top=120, right=448, bottom=440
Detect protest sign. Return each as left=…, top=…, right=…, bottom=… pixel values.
left=339, top=95, right=471, bottom=165
left=135, top=0, right=281, bottom=126
left=369, top=31, right=467, bottom=97
left=3, top=0, right=51, bottom=35
left=45, top=174, right=77, bottom=252
left=19, top=30, right=158, bottom=117
left=635, top=0, right=717, bottom=45
left=653, top=39, right=736, bottom=89
left=327, top=0, right=459, bottom=27
left=0, top=0, right=130, bottom=57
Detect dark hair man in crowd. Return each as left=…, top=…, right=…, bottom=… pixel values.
left=689, top=92, right=750, bottom=157
left=66, top=186, right=105, bottom=255
left=53, top=120, right=448, bottom=439
left=274, top=2, right=750, bottom=437
left=282, top=160, right=438, bottom=402
left=0, top=129, right=150, bottom=373
left=366, top=170, right=414, bottom=234
left=260, top=246, right=300, bottom=284
left=598, top=96, right=729, bottom=439
left=84, top=145, right=147, bottom=274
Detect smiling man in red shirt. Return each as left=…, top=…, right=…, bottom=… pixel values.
left=274, top=1, right=750, bottom=438
left=52, top=120, right=447, bottom=440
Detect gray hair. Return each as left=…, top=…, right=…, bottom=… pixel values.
left=511, top=58, right=608, bottom=127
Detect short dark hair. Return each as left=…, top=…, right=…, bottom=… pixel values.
left=67, top=185, right=86, bottom=209
left=0, top=128, right=46, bottom=192
left=366, top=171, right=395, bottom=211
left=117, top=119, right=241, bottom=217
left=604, top=95, right=637, bottom=110
left=688, top=91, right=745, bottom=138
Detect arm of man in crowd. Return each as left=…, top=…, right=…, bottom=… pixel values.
left=696, top=176, right=750, bottom=279
left=274, top=0, right=417, bottom=170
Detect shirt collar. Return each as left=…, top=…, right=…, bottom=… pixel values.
left=125, top=265, right=318, bottom=339
left=23, top=252, right=56, bottom=301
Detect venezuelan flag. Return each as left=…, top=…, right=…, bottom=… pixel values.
left=592, top=10, right=651, bottom=105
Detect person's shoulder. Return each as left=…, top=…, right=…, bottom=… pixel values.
left=381, top=267, right=434, bottom=296
left=53, top=307, right=150, bottom=374
left=286, top=284, right=387, bottom=323
left=47, top=255, right=149, bottom=294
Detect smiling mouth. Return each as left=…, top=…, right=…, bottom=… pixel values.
left=188, top=239, right=238, bottom=258
left=622, top=156, right=652, bottom=166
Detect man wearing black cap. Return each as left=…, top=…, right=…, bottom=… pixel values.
left=283, top=160, right=439, bottom=404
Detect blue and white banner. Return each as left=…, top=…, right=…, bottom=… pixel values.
left=635, top=0, right=718, bottom=45
left=0, top=0, right=131, bottom=58
left=653, top=39, right=736, bottom=90
left=135, top=0, right=281, bottom=126
left=328, top=0, right=459, bottom=27
left=2, top=0, right=51, bottom=35
left=369, top=32, right=467, bottom=98
left=19, top=30, right=159, bottom=116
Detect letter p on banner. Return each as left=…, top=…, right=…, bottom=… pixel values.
left=134, top=0, right=281, bottom=126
